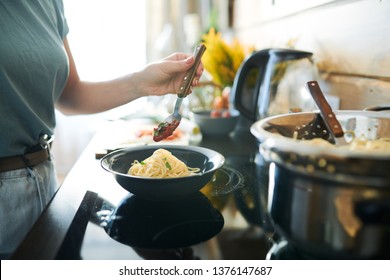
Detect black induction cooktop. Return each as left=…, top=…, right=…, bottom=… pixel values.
left=56, top=117, right=276, bottom=260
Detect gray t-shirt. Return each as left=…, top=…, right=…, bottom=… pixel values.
left=0, top=0, right=69, bottom=157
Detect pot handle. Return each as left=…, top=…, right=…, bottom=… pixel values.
left=355, top=198, right=390, bottom=225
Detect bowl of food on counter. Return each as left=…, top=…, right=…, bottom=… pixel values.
left=190, top=86, right=240, bottom=136
left=101, top=145, right=225, bottom=200
left=190, top=108, right=239, bottom=137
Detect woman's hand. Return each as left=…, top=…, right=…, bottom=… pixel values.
left=134, top=52, right=204, bottom=97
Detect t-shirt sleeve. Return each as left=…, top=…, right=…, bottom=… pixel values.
left=53, top=0, right=69, bottom=39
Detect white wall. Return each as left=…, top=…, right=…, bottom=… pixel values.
left=233, top=0, right=390, bottom=110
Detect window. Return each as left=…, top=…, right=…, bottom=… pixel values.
left=64, top=0, right=146, bottom=80
left=54, top=1, right=147, bottom=178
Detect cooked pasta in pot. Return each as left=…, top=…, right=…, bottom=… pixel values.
left=127, top=148, right=201, bottom=178
left=346, top=137, right=390, bottom=152
left=301, top=136, right=390, bottom=153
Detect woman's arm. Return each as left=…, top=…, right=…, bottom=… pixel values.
left=56, top=38, right=203, bottom=115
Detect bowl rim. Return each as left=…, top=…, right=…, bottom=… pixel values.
left=100, top=144, right=225, bottom=180
left=190, top=108, right=240, bottom=119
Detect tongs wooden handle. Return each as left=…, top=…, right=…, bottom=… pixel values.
left=178, top=43, right=206, bottom=98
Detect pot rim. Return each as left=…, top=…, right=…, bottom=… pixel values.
left=251, top=110, right=390, bottom=160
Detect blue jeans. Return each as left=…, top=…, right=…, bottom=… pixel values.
left=0, top=159, right=58, bottom=258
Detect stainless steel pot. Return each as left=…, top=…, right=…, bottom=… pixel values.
left=251, top=110, right=390, bottom=259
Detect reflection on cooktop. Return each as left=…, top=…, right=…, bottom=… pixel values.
left=205, top=166, right=244, bottom=196
left=104, top=192, right=224, bottom=249
left=267, top=240, right=316, bottom=260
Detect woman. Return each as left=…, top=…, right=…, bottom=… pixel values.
left=0, top=1, right=203, bottom=258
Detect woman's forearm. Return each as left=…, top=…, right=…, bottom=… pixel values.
left=56, top=37, right=202, bottom=115
left=56, top=72, right=144, bottom=115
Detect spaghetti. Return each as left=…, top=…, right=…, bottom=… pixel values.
left=128, top=148, right=201, bottom=178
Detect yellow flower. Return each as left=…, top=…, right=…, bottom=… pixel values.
left=202, top=28, right=254, bottom=87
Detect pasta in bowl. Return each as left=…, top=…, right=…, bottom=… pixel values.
left=128, top=148, right=201, bottom=178
left=101, top=145, right=225, bottom=199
